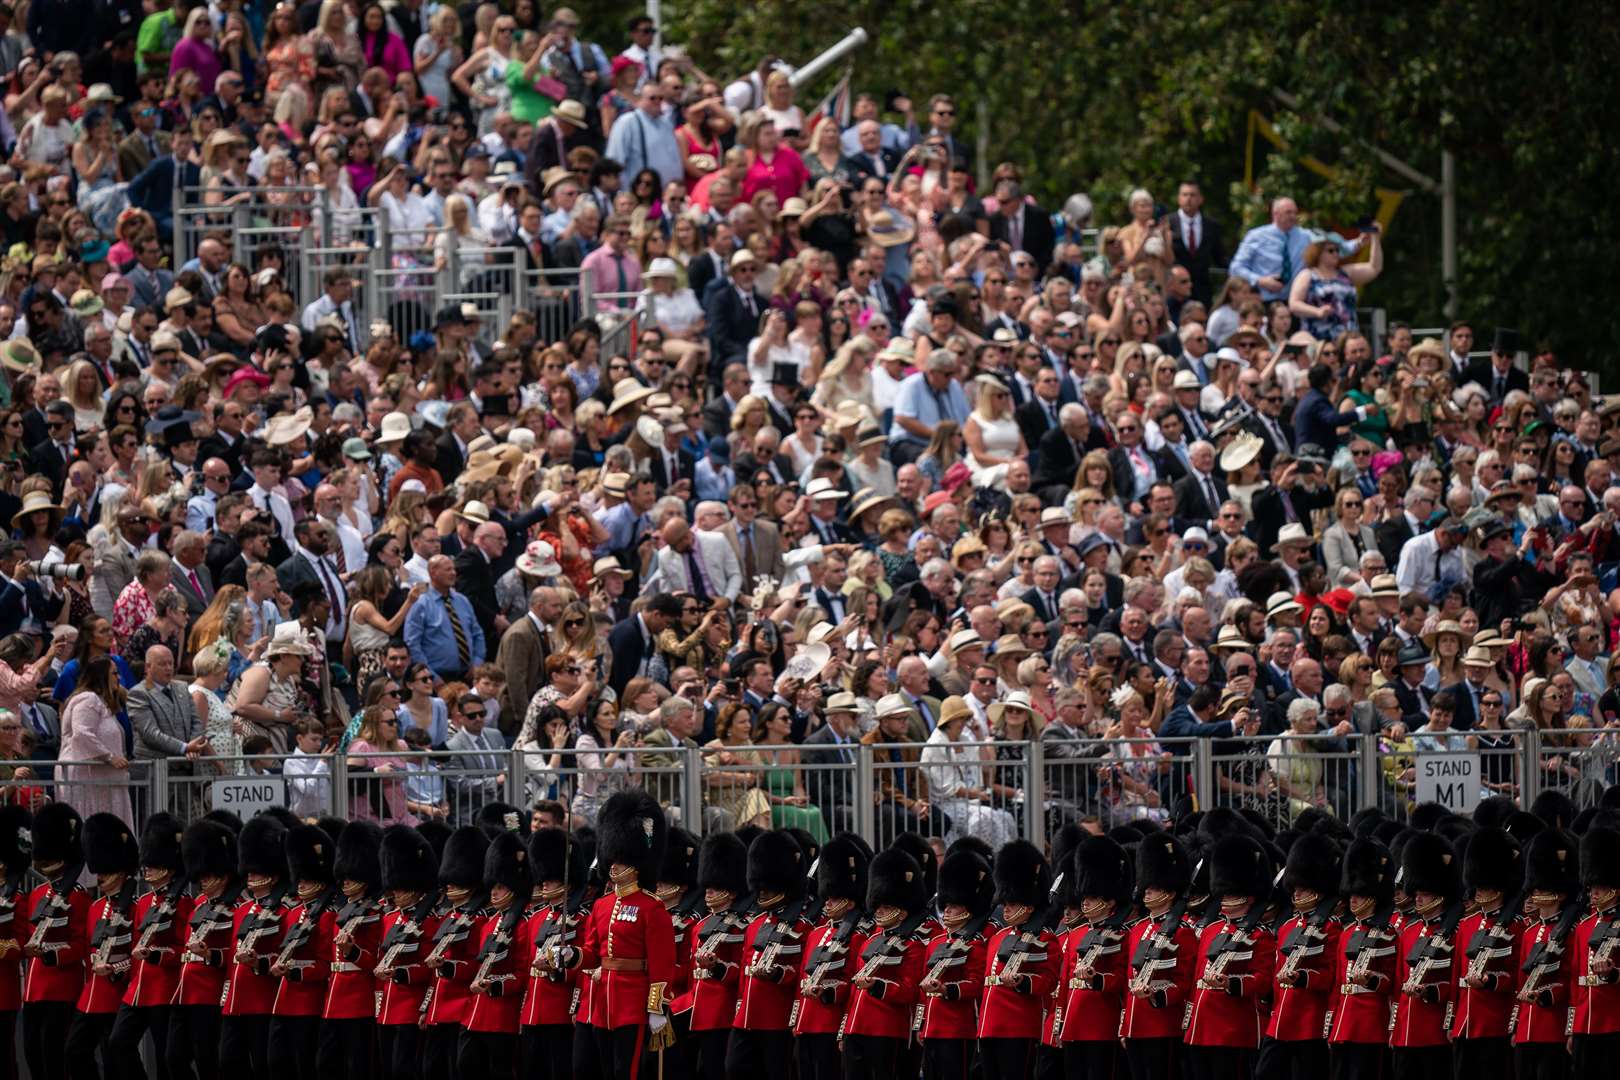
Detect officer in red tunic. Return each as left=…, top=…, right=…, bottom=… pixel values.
left=1184, top=832, right=1277, bottom=1080
left=0, top=804, right=32, bottom=1078
left=1390, top=832, right=1463, bottom=1080
left=64, top=812, right=140, bottom=1080
left=793, top=833, right=871, bottom=1080
left=549, top=790, right=677, bottom=1080
left=21, top=801, right=88, bottom=1080
left=220, top=813, right=292, bottom=1080
left=1572, top=825, right=1620, bottom=1080
left=105, top=813, right=188, bottom=1075
left=267, top=823, right=338, bottom=1080
left=1055, top=836, right=1134, bottom=1080
left=728, top=831, right=814, bottom=1080
left=374, top=824, right=447, bottom=1080
left=521, top=828, right=587, bottom=1080
left=918, top=847, right=993, bottom=1080
left=1121, top=832, right=1198, bottom=1080
left=1452, top=827, right=1524, bottom=1080
left=653, top=827, right=701, bottom=1080
left=681, top=833, right=748, bottom=1080
left=980, top=840, right=1060, bottom=1080
left=169, top=818, right=241, bottom=1080
left=1326, top=837, right=1398, bottom=1080
left=844, top=847, right=930, bottom=1080
left=1264, top=832, right=1341, bottom=1080
left=456, top=830, right=535, bottom=1077
left=318, top=820, right=385, bottom=1078
left=420, top=826, right=491, bottom=1080
left=1512, top=829, right=1580, bottom=1080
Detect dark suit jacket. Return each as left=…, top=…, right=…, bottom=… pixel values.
left=1014, top=396, right=1061, bottom=452
left=988, top=203, right=1056, bottom=275
left=703, top=279, right=767, bottom=367
left=1243, top=412, right=1295, bottom=471
left=686, top=250, right=730, bottom=306
left=1292, top=389, right=1360, bottom=451
left=275, top=551, right=323, bottom=599
left=0, top=577, right=49, bottom=638
left=801, top=724, right=858, bottom=810
left=701, top=394, right=737, bottom=440
left=1250, top=483, right=1332, bottom=557
left=1108, top=444, right=1159, bottom=505
left=1376, top=516, right=1419, bottom=570
left=27, top=440, right=71, bottom=500
left=453, top=547, right=500, bottom=645
left=1034, top=426, right=1086, bottom=492
left=1462, top=360, right=1530, bottom=401
left=1173, top=470, right=1229, bottom=526
left=434, top=432, right=466, bottom=485
left=845, top=148, right=901, bottom=187
left=1021, top=587, right=1061, bottom=625
left=646, top=447, right=696, bottom=491
left=198, top=430, right=246, bottom=474
left=607, top=615, right=654, bottom=697
left=1170, top=214, right=1227, bottom=305
left=169, top=559, right=214, bottom=621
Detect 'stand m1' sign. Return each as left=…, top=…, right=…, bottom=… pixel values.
left=1415, top=753, right=1479, bottom=812
left=210, top=777, right=287, bottom=817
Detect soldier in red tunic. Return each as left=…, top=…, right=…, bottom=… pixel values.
left=420, top=826, right=491, bottom=1080
left=1055, top=836, right=1134, bottom=1080
left=373, top=824, right=447, bottom=1080
left=0, top=805, right=32, bottom=1079
left=549, top=790, right=677, bottom=1080
left=980, top=840, right=1060, bottom=1080
left=1326, top=837, right=1398, bottom=1080
left=1452, top=827, right=1524, bottom=1080
left=844, top=847, right=931, bottom=1080
left=728, top=831, right=814, bottom=1080
left=918, top=846, right=993, bottom=1080
left=1184, top=832, right=1277, bottom=1080
left=1573, top=825, right=1620, bottom=1080
left=21, top=801, right=88, bottom=1080
left=267, top=823, right=339, bottom=1080
left=455, top=830, right=535, bottom=1077
left=682, top=833, right=748, bottom=1080
left=64, top=812, right=140, bottom=1080
left=1264, top=832, right=1341, bottom=1080
left=521, top=828, right=588, bottom=1080
left=793, top=833, right=871, bottom=1080
left=1121, top=832, right=1198, bottom=1080
left=653, top=827, right=701, bottom=1080
left=220, top=813, right=292, bottom=1080
left=168, top=818, right=241, bottom=1080
left=318, top=820, right=385, bottom=1078
left=105, top=813, right=188, bottom=1076
left=1512, top=829, right=1580, bottom=1080
left=1390, top=831, right=1463, bottom=1080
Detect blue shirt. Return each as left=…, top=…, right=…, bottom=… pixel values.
left=1228, top=223, right=1312, bottom=301
left=594, top=502, right=652, bottom=556
left=605, top=108, right=683, bottom=188
left=403, top=587, right=486, bottom=677
left=694, top=459, right=734, bottom=502
left=890, top=371, right=970, bottom=447
left=397, top=697, right=450, bottom=747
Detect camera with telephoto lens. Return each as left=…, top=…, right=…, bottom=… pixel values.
left=25, top=561, right=84, bottom=581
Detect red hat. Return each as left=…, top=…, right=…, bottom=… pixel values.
left=942, top=461, right=973, bottom=494
left=223, top=366, right=271, bottom=397
left=610, top=55, right=642, bottom=79
left=922, top=490, right=952, bottom=516
left=1319, top=588, right=1357, bottom=618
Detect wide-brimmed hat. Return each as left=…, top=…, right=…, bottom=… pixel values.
left=805, top=477, right=848, bottom=501
left=824, top=691, right=860, bottom=715
left=1463, top=645, right=1495, bottom=667
left=876, top=339, right=915, bottom=364
left=552, top=99, right=587, bottom=127
left=265, top=622, right=313, bottom=658
left=1219, top=431, right=1265, bottom=472
left=1266, top=591, right=1303, bottom=619
left=540, top=166, right=573, bottom=196
left=948, top=629, right=985, bottom=652
left=856, top=423, right=887, bottom=448
left=1472, top=628, right=1511, bottom=649
left=263, top=406, right=313, bottom=446
left=1172, top=370, right=1201, bottom=391
left=992, top=634, right=1032, bottom=661
left=457, top=500, right=491, bottom=525
left=988, top=689, right=1034, bottom=728
left=1395, top=641, right=1431, bottom=667
left=1407, top=338, right=1446, bottom=364
left=516, top=540, right=561, bottom=577
left=607, top=378, right=655, bottom=415
left=936, top=695, right=973, bottom=729
left=144, top=404, right=203, bottom=438
left=1039, top=507, right=1072, bottom=528
left=592, top=556, right=632, bottom=580
left=1422, top=619, right=1467, bottom=650
left=873, top=693, right=913, bottom=720
left=1275, top=523, right=1312, bottom=548
left=10, top=489, right=63, bottom=531
left=0, top=338, right=40, bottom=373
left=865, top=207, right=916, bottom=248
left=645, top=257, right=678, bottom=280
left=375, top=411, right=413, bottom=445
left=1370, top=573, right=1400, bottom=597
left=848, top=488, right=895, bottom=520
left=1211, top=624, right=1253, bottom=653
left=69, top=288, right=103, bottom=318
left=1485, top=480, right=1521, bottom=505
left=601, top=472, right=632, bottom=498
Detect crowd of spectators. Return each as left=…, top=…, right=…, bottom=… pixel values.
left=0, top=2, right=1613, bottom=844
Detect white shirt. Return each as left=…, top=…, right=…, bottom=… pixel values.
left=403, top=553, right=432, bottom=586
left=247, top=483, right=297, bottom=545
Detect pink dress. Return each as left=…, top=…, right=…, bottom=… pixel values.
left=346, top=737, right=419, bottom=825
left=57, top=693, right=133, bottom=827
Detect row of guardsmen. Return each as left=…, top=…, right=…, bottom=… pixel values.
left=3, top=786, right=1620, bottom=1080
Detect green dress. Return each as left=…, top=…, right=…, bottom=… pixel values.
left=764, top=762, right=829, bottom=843
left=1345, top=389, right=1389, bottom=446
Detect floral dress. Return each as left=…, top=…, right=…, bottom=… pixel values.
left=199, top=688, right=240, bottom=775
left=1302, top=269, right=1359, bottom=341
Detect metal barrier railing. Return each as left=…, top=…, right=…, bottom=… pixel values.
left=0, top=729, right=1585, bottom=841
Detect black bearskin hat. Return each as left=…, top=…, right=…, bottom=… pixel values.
left=937, top=849, right=994, bottom=914
left=1136, top=832, right=1193, bottom=896
left=1072, top=836, right=1133, bottom=906
left=1209, top=833, right=1274, bottom=900
left=596, top=790, right=667, bottom=887
left=475, top=802, right=529, bottom=837
left=83, top=812, right=139, bottom=876
left=747, top=830, right=806, bottom=899
left=947, top=835, right=993, bottom=865
left=1282, top=832, right=1341, bottom=899
left=483, top=830, right=532, bottom=897
left=867, top=848, right=927, bottom=913
left=1525, top=829, right=1579, bottom=896
left=30, top=801, right=82, bottom=867
left=1531, top=790, right=1577, bottom=832
left=660, top=827, right=700, bottom=890
left=381, top=825, right=438, bottom=895
left=1400, top=831, right=1461, bottom=899
left=815, top=833, right=869, bottom=905
left=1408, top=802, right=1451, bottom=832
left=1050, top=823, right=1087, bottom=872
left=530, top=828, right=580, bottom=887
left=1474, top=796, right=1517, bottom=831
left=889, top=832, right=938, bottom=898
left=237, top=814, right=287, bottom=878
left=1580, top=827, right=1620, bottom=890
left=697, top=833, right=748, bottom=896
left=139, top=812, right=185, bottom=873
left=334, top=821, right=383, bottom=891
left=182, top=819, right=237, bottom=881
left=439, top=826, right=491, bottom=890
left=286, top=824, right=335, bottom=885
left=418, top=820, right=452, bottom=862
left=0, top=805, right=29, bottom=876
left=992, top=839, right=1050, bottom=908
left=1463, top=827, right=1521, bottom=895
left=1340, top=837, right=1394, bottom=901
left=202, top=809, right=243, bottom=834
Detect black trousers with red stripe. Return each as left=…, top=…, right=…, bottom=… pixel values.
left=923, top=1036, right=977, bottom=1080
left=592, top=1022, right=648, bottom=1080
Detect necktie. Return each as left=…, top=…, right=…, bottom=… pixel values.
left=685, top=549, right=710, bottom=603
left=1010, top=212, right=1022, bottom=252
left=333, top=536, right=348, bottom=575
left=613, top=254, right=627, bottom=293
left=742, top=290, right=756, bottom=318
left=1281, top=490, right=1298, bottom=523
left=1434, top=547, right=1444, bottom=584
left=443, top=593, right=470, bottom=671
left=1046, top=401, right=1058, bottom=426
left=1187, top=217, right=1198, bottom=255
left=1279, top=231, right=1292, bottom=284
left=317, top=557, right=344, bottom=635
left=27, top=704, right=46, bottom=740
left=188, top=568, right=204, bottom=600
left=740, top=526, right=757, bottom=583
left=1204, top=474, right=1220, bottom=514
left=1495, top=373, right=1506, bottom=400
left=912, top=695, right=932, bottom=732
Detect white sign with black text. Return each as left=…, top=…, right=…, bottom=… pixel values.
left=210, top=776, right=287, bottom=817
left=1414, top=753, right=1480, bottom=813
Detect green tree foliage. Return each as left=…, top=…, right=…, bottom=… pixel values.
left=585, top=0, right=1620, bottom=372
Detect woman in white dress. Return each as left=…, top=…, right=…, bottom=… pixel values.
left=919, top=696, right=1018, bottom=849
left=963, top=374, right=1027, bottom=490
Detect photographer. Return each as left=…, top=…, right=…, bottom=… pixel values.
left=0, top=540, right=49, bottom=638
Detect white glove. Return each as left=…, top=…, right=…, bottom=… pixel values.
left=648, top=1012, right=669, bottom=1034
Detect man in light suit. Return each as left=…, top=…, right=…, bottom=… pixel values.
left=91, top=507, right=148, bottom=619
left=494, top=586, right=564, bottom=740
left=646, top=517, right=741, bottom=603
left=1566, top=626, right=1609, bottom=700
left=443, top=691, right=509, bottom=823
left=128, top=646, right=207, bottom=764
left=168, top=530, right=214, bottom=623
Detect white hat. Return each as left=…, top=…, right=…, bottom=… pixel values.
left=1219, top=431, right=1265, bottom=473
left=635, top=415, right=666, bottom=446
left=507, top=427, right=536, bottom=450
left=376, top=411, right=413, bottom=445
left=949, top=628, right=985, bottom=652
left=730, top=249, right=758, bottom=269
left=1039, top=507, right=1072, bottom=527
left=516, top=540, right=562, bottom=576
left=805, top=477, right=848, bottom=500
left=400, top=478, right=428, bottom=494
left=645, top=257, right=679, bottom=279
left=1463, top=645, right=1495, bottom=666
left=1275, top=523, right=1311, bottom=548
left=607, top=377, right=656, bottom=415
left=1215, top=346, right=1244, bottom=365
left=845, top=630, right=879, bottom=652
left=1370, top=574, right=1400, bottom=597
left=458, top=500, right=492, bottom=524
left=807, top=622, right=837, bottom=644
left=1172, top=370, right=1202, bottom=391
left=263, top=406, right=313, bottom=446
left=1183, top=527, right=1210, bottom=544
left=782, top=642, right=831, bottom=682
left=1266, top=591, right=1303, bottom=618
left=874, top=693, right=912, bottom=719
left=592, top=556, right=633, bottom=579
left=988, top=689, right=1034, bottom=726
left=265, top=621, right=313, bottom=658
